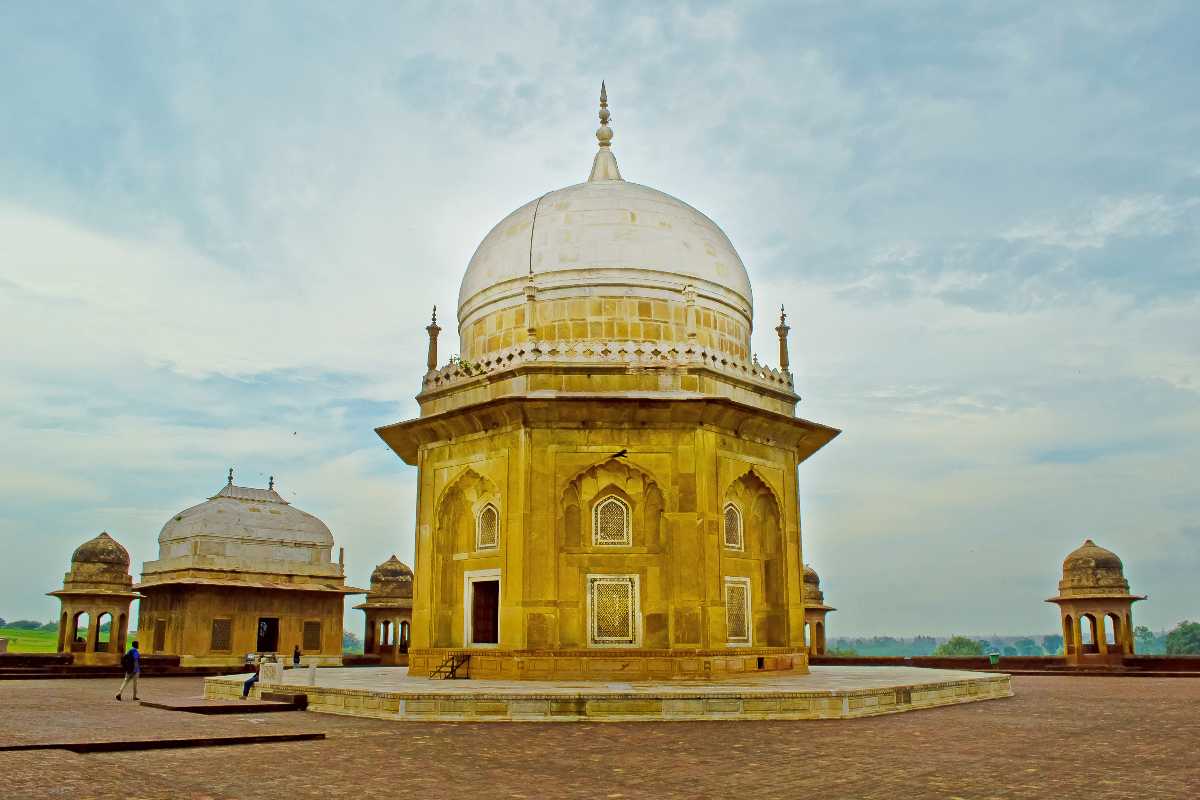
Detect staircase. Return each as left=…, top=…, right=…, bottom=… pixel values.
left=429, top=653, right=470, bottom=679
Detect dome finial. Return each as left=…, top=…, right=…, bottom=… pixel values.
left=588, top=81, right=623, bottom=182
left=227, top=466, right=234, bottom=485
left=268, top=475, right=275, bottom=490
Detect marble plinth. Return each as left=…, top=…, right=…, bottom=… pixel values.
left=204, top=665, right=1013, bottom=722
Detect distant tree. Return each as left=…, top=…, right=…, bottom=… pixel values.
left=0, top=617, right=6, bottom=626
left=1002, top=645, right=1018, bottom=657
left=826, top=646, right=859, bottom=656
left=1165, top=621, right=1200, bottom=655
left=912, top=635, right=937, bottom=656
left=1013, top=638, right=1042, bottom=656
left=343, top=630, right=363, bottom=654
left=1133, top=625, right=1166, bottom=654
left=933, top=636, right=985, bottom=656
left=7, top=620, right=43, bottom=630
left=39, top=621, right=58, bottom=631
left=1042, top=634, right=1064, bottom=655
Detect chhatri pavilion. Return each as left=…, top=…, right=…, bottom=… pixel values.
left=377, top=86, right=841, bottom=680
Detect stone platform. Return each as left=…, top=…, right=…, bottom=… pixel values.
left=204, top=665, right=1012, bottom=722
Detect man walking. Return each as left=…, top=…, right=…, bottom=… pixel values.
left=115, top=639, right=140, bottom=701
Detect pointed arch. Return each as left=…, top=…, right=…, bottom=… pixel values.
left=560, top=456, right=666, bottom=551
left=723, top=465, right=784, bottom=515
left=436, top=467, right=501, bottom=554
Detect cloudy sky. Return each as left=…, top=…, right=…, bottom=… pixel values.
left=2, top=2, right=1196, bottom=637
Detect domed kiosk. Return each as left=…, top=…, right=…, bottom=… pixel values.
left=377, top=86, right=841, bottom=680
left=802, top=565, right=836, bottom=656
left=135, top=472, right=364, bottom=667
left=1047, top=539, right=1145, bottom=664
left=355, top=556, right=415, bottom=665
left=48, top=532, right=139, bottom=666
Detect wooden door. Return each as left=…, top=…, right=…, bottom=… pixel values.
left=471, top=581, right=499, bottom=644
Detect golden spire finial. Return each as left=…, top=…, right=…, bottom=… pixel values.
left=589, top=81, right=622, bottom=181
left=596, top=81, right=613, bottom=148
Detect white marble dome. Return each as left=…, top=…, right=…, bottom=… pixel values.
left=454, top=88, right=755, bottom=360
left=458, top=180, right=753, bottom=324
left=145, top=480, right=340, bottom=577
left=158, top=482, right=334, bottom=550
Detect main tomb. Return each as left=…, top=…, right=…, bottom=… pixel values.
left=377, top=86, right=841, bottom=680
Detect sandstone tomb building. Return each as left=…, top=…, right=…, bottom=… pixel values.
left=135, top=473, right=363, bottom=667
left=377, top=87, right=840, bottom=680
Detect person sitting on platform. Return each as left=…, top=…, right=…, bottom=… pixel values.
left=242, top=657, right=261, bottom=699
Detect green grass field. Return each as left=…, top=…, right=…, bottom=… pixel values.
left=0, top=627, right=63, bottom=653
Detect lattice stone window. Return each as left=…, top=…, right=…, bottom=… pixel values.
left=587, top=575, right=640, bottom=646
left=723, top=503, right=743, bottom=550
left=724, top=577, right=752, bottom=645
left=593, top=495, right=631, bottom=546
left=210, top=618, right=231, bottom=652
left=302, top=620, right=322, bottom=652
left=476, top=503, right=499, bottom=550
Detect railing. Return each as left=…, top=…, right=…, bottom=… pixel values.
left=423, top=340, right=794, bottom=395
left=429, top=652, right=470, bottom=679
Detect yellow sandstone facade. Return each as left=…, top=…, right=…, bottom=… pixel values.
left=377, top=87, right=839, bottom=680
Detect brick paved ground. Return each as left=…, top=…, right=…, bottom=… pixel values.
left=2, top=675, right=1197, bottom=799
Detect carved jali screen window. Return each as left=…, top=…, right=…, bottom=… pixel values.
left=476, top=504, right=499, bottom=550
left=725, top=577, right=751, bottom=644
left=209, top=618, right=231, bottom=652
left=588, top=575, right=639, bottom=646
left=593, top=495, right=631, bottom=546
left=302, top=620, right=322, bottom=652
left=723, top=503, right=743, bottom=550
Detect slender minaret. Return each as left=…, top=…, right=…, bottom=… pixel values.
left=425, top=306, right=441, bottom=372
left=775, top=305, right=790, bottom=371
left=588, top=81, right=623, bottom=182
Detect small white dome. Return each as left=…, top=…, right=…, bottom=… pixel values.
left=458, top=180, right=753, bottom=327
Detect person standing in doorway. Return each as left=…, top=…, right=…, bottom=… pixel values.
left=115, top=640, right=140, bottom=701
left=292, top=645, right=301, bottom=667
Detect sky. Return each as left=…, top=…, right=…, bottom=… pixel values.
left=1, top=1, right=1197, bottom=638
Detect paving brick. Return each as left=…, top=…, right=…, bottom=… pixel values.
left=1, top=676, right=1197, bottom=799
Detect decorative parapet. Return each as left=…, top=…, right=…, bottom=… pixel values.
left=423, top=340, right=794, bottom=395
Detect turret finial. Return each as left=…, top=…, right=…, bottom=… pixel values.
left=426, top=304, right=443, bottom=372
left=227, top=467, right=234, bottom=485
left=775, top=305, right=791, bottom=372
left=588, top=81, right=622, bottom=181
left=268, top=475, right=275, bottom=490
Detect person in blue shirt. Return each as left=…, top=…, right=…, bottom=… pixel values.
left=242, top=657, right=261, bottom=699
left=115, top=640, right=140, bottom=701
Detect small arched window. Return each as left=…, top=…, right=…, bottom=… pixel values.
left=593, top=495, right=631, bottom=546
left=476, top=504, right=499, bottom=550
left=723, top=503, right=743, bottom=550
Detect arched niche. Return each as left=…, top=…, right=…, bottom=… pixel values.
left=559, top=458, right=665, bottom=551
